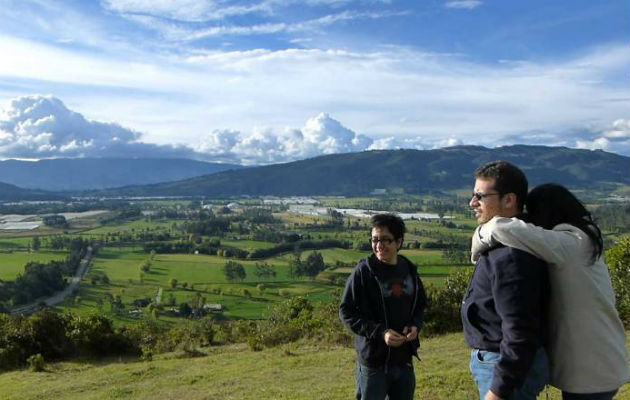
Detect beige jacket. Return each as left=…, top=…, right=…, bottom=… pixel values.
left=471, top=216, right=629, bottom=392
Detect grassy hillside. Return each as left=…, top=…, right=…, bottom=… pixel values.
left=1, top=332, right=627, bottom=400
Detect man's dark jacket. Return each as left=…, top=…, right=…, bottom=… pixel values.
left=461, top=244, right=549, bottom=398
left=339, top=254, right=427, bottom=368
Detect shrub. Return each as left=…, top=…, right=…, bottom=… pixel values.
left=257, top=283, right=266, bottom=294
left=67, top=314, right=136, bottom=356
left=27, top=353, right=45, bottom=372
left=422, top=267, right=473, bottom=336
left=606, top=236, right=630, bottom=328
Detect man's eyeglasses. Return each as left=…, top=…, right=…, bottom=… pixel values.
left=471, top=192, right=503, bottom=202
left=371, top=237, right=396, bottom=245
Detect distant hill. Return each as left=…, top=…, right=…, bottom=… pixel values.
left=0, top=182, right=65, bottom=201
left=90, top=145, right=630, bottom=197
left=0, top=158, right=243, bottom=191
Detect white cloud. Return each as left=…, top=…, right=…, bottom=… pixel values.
left=445, top=1, right=483, bottom=10
left=0, top=95, right=193, bottom=159
left=195, top=113, right=374, bottom=164
left=575, top=119, right=630, bottom=155
left=0, top=35, right=627, bottom=157
left=2, top=95, right=628, bottom=164
left=130, top=9, right=409, bottom=41
left=368, top=136, right=428, bottom=150
left=437, top=137, right=463, bottom=147
left=101, top=0, right=395, bottom=23
left=603, top=119, right=630, bottom=139
left=101, top=0, right=270, bottom=22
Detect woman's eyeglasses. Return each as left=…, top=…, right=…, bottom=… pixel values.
left=370, top=237, right=395, bottom=245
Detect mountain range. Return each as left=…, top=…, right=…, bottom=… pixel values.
left=0, top=158, right=242, bottom=191
left=85, top=145, right=629, bottom=198
left=0, top=145, right=627, bottom=200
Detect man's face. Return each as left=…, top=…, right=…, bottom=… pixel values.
left=470, top=178, right=507, bottom=225
left=371, top=226, right=402, bottom=265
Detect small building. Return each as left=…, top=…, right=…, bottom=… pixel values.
left=203, top=304, right=224, bottom=311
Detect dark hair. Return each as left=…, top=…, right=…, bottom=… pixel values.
left=475, top=160, right=528, bottom=211
left=371, top=213, right=406, bottom=240
left=526, top=183, right=603, bottom=260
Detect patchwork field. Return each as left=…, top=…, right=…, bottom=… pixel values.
left=0, top=250, right=68, bottom=280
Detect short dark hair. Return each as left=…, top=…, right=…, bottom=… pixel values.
left=370, top=213, right=406, bottom=240
left=474, top=160, right=528, bottom=211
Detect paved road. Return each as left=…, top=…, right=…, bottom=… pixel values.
left=10, top=246, right=93, bottom=315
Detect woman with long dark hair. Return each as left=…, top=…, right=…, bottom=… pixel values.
left=471, top=183, right=628, bottom=400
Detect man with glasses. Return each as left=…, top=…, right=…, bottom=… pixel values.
left=462, top=161, right=550, bottom=400
left=340, top=213, right=426, bottom=400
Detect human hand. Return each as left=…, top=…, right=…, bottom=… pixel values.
left=484, top=390, right=502, bottom=400
left=384, top=329, right=406, bottom=347
left=402, top=325, right=418, bottom=341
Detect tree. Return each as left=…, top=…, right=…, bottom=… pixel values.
left=254, top=262, right=276, bottom=280
left=43, top=215, right=68, bottom=228
left=31, top=236, right=41, bottom=251
left=289, top=252, right=302, bottom=279
left=140, top=260, right=151, bottom=273
left=179, top=302, right=192, bottom=317
left=235, top=264, right=246, bottom=281
left=304, top=251, right=326, bottom=279
left=223, top=262, right=236, bottom=282
left=224, top=261, right=246, bottom=282
left=169, top=278, right=178, bottom=290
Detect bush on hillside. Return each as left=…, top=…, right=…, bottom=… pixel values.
left=67, top=314, right=137, bottom=357
left=606, top=236, right=630, bottom=328
left=27, top=353, right=45, bottom=372
left=245, top=295, right=351, bottom=351
left=422, top=267, right=474, bottom=336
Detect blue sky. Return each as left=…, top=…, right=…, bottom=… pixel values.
left=0, top=0, right=628, bottom=164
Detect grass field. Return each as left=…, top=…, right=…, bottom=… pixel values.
left=57, top=247, right=342, bottom=321
left=52, top=242, right=467, bottom=322
left=0, top=237, right=33, bottom=248
left=77, top=219, right=176, bottom=236
left=0, top=331, right=627, bottom=400
left=0, top=250, right=68, bottom=280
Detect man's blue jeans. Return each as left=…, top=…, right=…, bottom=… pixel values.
left=357, top=362, right=415, bottom=400
left=469, top=347, right=549, bottom=400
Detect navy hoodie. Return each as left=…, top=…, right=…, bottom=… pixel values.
left=339, top=254, right=427, bottom=368
left=461, top=244, right=549, bottom=397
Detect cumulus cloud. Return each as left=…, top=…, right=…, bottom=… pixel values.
left=368, top=136, right=427, bottom=151
left=1, top=95, right=627, bottom=165
left=575, top=119, right=630, bottom=155
left=196, top=113, right=374, bottom=164
left=0, top=95, right=193, bottom=159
